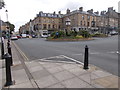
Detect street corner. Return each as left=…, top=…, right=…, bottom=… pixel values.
left=87, top=64, right=100, bottom=72
left=93, top=75, right=118, bottom=88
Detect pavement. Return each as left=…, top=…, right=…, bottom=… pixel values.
left=0, top=40, right=120, bottom=89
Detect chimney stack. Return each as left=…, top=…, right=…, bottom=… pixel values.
left=91, top=9, right=93, bottom=13
left=53, top=11, right=56, bottom=15
left=87, top=9, right=93, bottom=13
left=66, top=9, right=70, bottom=14
left=94, top=11, right=99, bottom=15
left=58, top=11, right=61, bottom=14
left=79, top=7, right=83, bottom=12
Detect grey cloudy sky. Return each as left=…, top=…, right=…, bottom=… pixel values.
left=0, top=0, right=119, bottom=31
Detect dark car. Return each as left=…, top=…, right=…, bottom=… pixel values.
left=32, top=35, right=37, bottom=38
left=17, top=35, right=22, bottom=39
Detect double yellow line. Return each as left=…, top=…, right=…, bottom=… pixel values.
left=12, top=41, right=29, bottom=61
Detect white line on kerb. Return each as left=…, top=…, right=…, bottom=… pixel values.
left=60, top=55, right=84, bottom=65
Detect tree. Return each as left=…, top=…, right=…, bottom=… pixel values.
left=5, top=21, right=15, bottom=33
left=0, top=0, right=5, bottom=9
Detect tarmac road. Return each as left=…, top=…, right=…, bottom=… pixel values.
left=14, top=35, right=118, bottom=76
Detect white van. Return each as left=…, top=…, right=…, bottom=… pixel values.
left=40, top=30, right=48, bottom=38
left=22, top=34, right=27, bottom=38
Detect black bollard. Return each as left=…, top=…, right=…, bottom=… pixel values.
left=7, top=40, right=10, bottom=47
left=83, top=45, right=89, bottom=70
left=4, top=53, right=13, bottom=86
left=1, top=40, right=4, bottom=59
left=8, top=44, right=13, bottom=66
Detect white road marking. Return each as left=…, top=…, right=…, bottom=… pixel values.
left=61, top=55, right=84, bottom=65
left=71, top=51, right=118, bottom=56
left=39, top=59, right=76, bottom=64
left=72, top=53, right=83, bottom=56
left=90, top=52, right=100, bottom=54
left=116, top=51, right=120, bottom=54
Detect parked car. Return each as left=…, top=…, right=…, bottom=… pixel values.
left=11, top=35, right=18, bottom=40
left=32, top=35, right=37, bottom=38
left=17, top=35, right=22, bottom=39
left=110, top=31, right=118, bottom=35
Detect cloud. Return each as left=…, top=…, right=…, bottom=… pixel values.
left=3, top=0, right=119, bottom=32
left=59, top=1, right=84, bottom=13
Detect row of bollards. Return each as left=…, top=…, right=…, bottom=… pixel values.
left=1, top=38, right=89, bottom=87
left=1, top=39, right=14, bottom=86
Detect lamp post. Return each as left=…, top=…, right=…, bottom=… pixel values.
left=29, top=19, right=32, bottom=37
left=5, top=10, right=10, bottom=40
left=65, top=18, right=71, bottom=36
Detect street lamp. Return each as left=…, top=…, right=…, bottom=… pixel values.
left=5, top=10, right=10, bottom=40
left=29, top=19, right=32, bottom=37
left=65, top=18, right=71, bottom=36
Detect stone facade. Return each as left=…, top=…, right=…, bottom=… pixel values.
left=0, top=20, right=7, bottom=37
left=19, top=7, right=119, bottom=35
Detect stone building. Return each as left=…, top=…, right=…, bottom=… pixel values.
left=62, top=8, right=100, bottom=34
left=19, top=7, right=119, bottom=35
left=118, top=13, right=120, bottom=28
left=0, top=20, right=7, bottom=37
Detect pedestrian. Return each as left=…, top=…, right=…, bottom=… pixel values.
left=56, top=32, right=59, bottom=38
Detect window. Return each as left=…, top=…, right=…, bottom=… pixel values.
left=93, top=17, right=94, bottom=21
left=88, top=16, right=90, bottom=20
left=81, top=21, right=82, bottom=26
left=48, top=24, right=51, bottom=29
left=82, top=16, right=84, bottom=20
left=84, top=21, right=86, bottom=26
left=43, top=24, right=47, bottom=29
left=53, top=25, right=55, bottom=28
left=59, top=25, right=61, bottom=29
left=87, top=22, right=89, bottom=27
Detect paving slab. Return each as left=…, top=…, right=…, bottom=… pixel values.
left=47, top=65, right=65, bottom=74
left=29, top=65, right=44, bottom=73
left=67, top=66, right=88, bottom=76
left=9, top=81, right=34, bottom=88
left=41, top=62, right=60, bottom=69
left=0, top=69, right=2, bottom=89
left=78, top=73, right=99, bottom=84
left=12, top=69, right=30, bottom=84
left=93, top=75, right=118, bottom=88
left=61, top=77, right=91, bottom=88
left=92, top=70, right=112, bottom=78
left=25, top=62, right=40, bottom=68
left=53, top=70, right=75, bottom=81
left=32, top=69, right=50, bottom=80
left=35, top=75, right=59, bottom=88
left=47, top=83, right=65, bottom=88
left=61, top=63, right=79, bottom=70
